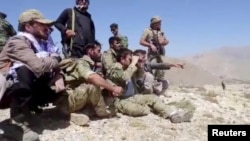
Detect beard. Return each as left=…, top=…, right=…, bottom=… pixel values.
left=92, top=56, right=101, bottom=62
left=33, top=30, right=49, bottom=41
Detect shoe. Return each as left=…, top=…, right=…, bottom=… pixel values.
left=10, top=114, right=39, bottom=141
left=95, top=107, right=112, bottom=118
left=70, top=113, right=90, bottom=126
left=169, top=110, right=193, bottom=123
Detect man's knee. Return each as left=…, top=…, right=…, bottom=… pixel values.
left=140, top=94, right=159, bottom=103
left=55, top=87, right=88, bottom=114
left=69, top=84, right=101, bottom=112
left=0, top=73, right=8, bottom=101
left=15, top=66, right=36, bottom=88
left=142, top=72, right=154, bottom=93
left=145, top=72, right=154, bottom=81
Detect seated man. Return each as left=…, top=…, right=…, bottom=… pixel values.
left=54, top=42, right=123, bottom=126
left=91, top=40, right=104, bottom=77
left=40, top=27, right=62, bottom=55
left=106, top=48, right=193, bottom=123
left=0, top=9, right=62, bottom=141
left=101, top=36, right=121, bottom=77
left=133, top=49, right=184, bottom=95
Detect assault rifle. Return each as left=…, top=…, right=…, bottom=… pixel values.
left=151, top=31, right=165, bottom=56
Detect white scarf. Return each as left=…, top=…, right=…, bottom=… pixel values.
left=8, top=32, right=52, bottom=81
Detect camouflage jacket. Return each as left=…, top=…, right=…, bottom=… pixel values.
left=141, top=27, right=166, bottom=55
left=59, top=55, right=95, bottom=88
left=118, top=34, right=128, bottom=48
left=101, top=48, right=117, bottom=76
left=106, top=62, right=139, bottom=96
left=0, top=18, right=16, bottom=47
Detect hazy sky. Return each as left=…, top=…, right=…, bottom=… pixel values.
left=1, top=0, right=249, bottom=57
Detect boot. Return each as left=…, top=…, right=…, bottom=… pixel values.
left=169, top=110, right=193, bottom=123
left=0, top=121, right=22, bottom=141
left=8, top=87, right=39, bottom=141
left=94, top=96, right=112, bottom=118
left=69, top=113, right=90, bottom=126
left=54, top=95, right=90, bottom=126
left=10, top=114, right=39, bottom=141
left=103, top=93, right=117, bottom=117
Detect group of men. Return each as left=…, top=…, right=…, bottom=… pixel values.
left=0, top=0, right=194, bottom=141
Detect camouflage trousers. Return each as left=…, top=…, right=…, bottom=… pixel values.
left=114, top=94, right=173, bottom=118
left=147, top=53, right=165, bottom=80
left=55, top=84, right=107, bottom=116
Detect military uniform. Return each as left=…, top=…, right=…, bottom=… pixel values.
left=110, top=23, right=128, bottom=48
left=55, top=55, right=108, bottom=117
left=101, top=48, right=117, bottom=76
left=106, top=62, right=174, bottom=118
left=107, top=62, right=194, bottom=122
left=116, top=34, right=128, bottom=48
left=141, top=27, right=166, bottom=80
left=0, top=12, right=16, bottom=52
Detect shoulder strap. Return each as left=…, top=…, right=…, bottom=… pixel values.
left=64, top=8, right=75, bottom=58
left=151, top=29, right=159, bottom=40
left=69, top=8, right=75, bottom=51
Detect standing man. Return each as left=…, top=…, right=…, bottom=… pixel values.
left=0, top=11, right=16, bottom=52
left=110, top=23, right=128, bottom=48
left=139, top=16, right=169, bottom=86
left=55, top=0, right=95, bottom=58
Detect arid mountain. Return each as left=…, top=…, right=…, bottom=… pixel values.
left=182, top=46, right=250, bottom=82
left=162, top=57, right=221, bottom=86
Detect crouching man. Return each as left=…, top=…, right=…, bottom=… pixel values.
left=0, top=9, right=62, bottom=141
left=133, top=49, right=184, bottom=95
left=54, top=42, right=123, bottom=126
left=106, top=48, right=193, bottom=123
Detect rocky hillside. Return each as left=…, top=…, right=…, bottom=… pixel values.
left=1, top=84, right=250, bottom=141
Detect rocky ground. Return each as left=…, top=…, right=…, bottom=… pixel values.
left=0, top=84, right=250, bottom=141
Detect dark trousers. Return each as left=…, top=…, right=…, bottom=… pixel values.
left=7, top=66, right=57, bottom=118
left=62, top=43, right=84, bottom=58
left=71, top=45, right=84, bottom=58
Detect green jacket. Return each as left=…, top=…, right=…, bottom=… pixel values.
left=106, top=62, right=139, bottom=96
left=59, top=55, right=95, bottom=88
left=0, top=18, right=16, bottom=48
left=118, top=35, right=128, bottom=48
left=101, top=48, right=117, bottom=76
